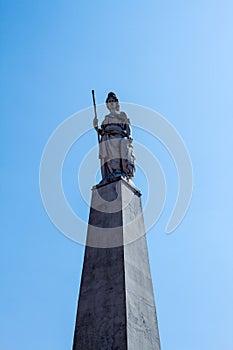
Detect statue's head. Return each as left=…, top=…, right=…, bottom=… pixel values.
left=106, top=92, right=120, bottom=111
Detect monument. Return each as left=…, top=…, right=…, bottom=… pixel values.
left=72, top=92, right=161, bottom=349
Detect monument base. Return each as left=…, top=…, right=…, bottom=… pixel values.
left=72, top=179, right=161, bottom=350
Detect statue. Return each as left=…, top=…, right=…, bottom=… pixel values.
left=92, top=91, right=135, bottom=183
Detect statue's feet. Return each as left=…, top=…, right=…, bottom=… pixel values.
left=98, top=172, right=129, bottom=186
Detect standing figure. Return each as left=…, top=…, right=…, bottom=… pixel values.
left=93, top=92, right=135, bottom=183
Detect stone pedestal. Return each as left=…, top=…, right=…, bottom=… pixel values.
left=72, top=179, right=161, bottom=350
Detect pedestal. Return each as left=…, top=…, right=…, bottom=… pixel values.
left=72, top=179, right=161, bottom=350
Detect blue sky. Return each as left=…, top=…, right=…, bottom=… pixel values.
left=1, top=0, right=233, bottom=349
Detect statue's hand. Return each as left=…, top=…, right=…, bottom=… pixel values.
left=98, top=128, right=104, bottom=136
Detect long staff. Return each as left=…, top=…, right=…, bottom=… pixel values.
left=92, top=90, right=100, bottom=143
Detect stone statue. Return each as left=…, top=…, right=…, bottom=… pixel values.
left=93, top=92, right=135, bottom=183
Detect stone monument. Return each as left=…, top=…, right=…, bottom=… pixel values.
left=72, top=92, right=161, bottom=350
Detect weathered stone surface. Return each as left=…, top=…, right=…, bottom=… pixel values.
left=72, top=179, right=160, bottom=350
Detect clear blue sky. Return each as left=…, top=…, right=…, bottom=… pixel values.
left=1, top=0, right=233, bottom=349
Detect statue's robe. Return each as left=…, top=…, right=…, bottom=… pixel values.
left=99, top=112, right=135, bottom=180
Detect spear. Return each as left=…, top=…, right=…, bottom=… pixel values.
left=92, top=90, right=100, bottom=143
